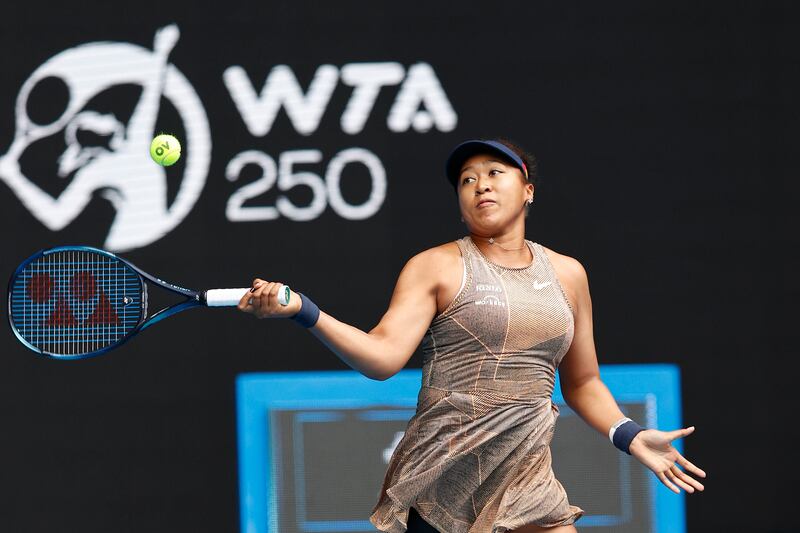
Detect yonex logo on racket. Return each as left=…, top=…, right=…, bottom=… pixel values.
left=21, top=270, right=121, bottom=327
left=0, top=25, right=211, bottom=252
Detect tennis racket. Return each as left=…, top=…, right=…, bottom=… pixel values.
left=7, top=245, right=289, bottom=359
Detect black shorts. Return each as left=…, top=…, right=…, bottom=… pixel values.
left=406, top=507, right=439, bottom=533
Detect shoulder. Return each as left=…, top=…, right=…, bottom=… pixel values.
left=404, top=241, right=462, bottom=275
left=538, top=244, right=588, bottom=289
left=391, top=242, right=462, bottom=302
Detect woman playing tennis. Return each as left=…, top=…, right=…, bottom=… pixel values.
left=239, top=139, right=706, bottom=532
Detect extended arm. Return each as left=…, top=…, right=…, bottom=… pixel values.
left=240, top=250, right=441, bottom=380
left=556, top=255, right=706, bottom=494
left=557, top=258, right=625, bottom=435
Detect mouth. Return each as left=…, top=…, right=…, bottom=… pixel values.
left=476, top=199, right=496, bottom=208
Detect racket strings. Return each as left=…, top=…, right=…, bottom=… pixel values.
left=9, top=250, right=143, bottom=357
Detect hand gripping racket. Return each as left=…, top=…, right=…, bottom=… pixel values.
left=7, top=246, right=289, bottom=359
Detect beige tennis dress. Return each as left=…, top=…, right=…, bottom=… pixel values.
left=370, top=237, right=584, bottom=532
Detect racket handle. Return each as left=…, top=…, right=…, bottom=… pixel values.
left=206, top=286, right=291, bottom=307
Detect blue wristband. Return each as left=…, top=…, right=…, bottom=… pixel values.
left=612, top=420, right=644, bottom=455
left=292, top=293, right=320, bottom=328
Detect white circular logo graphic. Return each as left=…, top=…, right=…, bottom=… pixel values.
left=0, top=25, right=211, bottom=251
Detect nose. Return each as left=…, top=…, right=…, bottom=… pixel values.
left=474, top=175, right=491, bottom=194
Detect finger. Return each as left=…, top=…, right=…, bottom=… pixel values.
left=656, top=471, right=680, bottom=494
left=247, top=282, right=268, bottom=315
left=261, top=281, right=275, bottom=314
left=252, top=281, right=273, bottom=299
left=255, top=282, right=276, bottom=313
left=239, top=279, right=266, bottom=310
left=676, top=453, right=707, bottom=478
left=666, top=467, right=694, bottom=493
left=671, top=465, right=705, bottom=492
left=667, top=426, right=695, bottom=441
left=268, top=282, right=280, bottom=301
left=237, top=289, right=254, bottom=311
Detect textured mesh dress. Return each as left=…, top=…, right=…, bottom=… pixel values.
left=370, top=237, right=584, bottom=532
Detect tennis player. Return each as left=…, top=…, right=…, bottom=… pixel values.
left=239, top=139, right=706, bottom=532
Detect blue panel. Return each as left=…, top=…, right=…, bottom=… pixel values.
left=236, top=365, right=684, bottom=533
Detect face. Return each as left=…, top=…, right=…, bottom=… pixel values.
left=456, top=153, right=533, bottom=235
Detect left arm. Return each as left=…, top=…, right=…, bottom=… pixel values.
left=553, top=253, right=706, bottom=494
left=555, top=257, right=624, bottom=435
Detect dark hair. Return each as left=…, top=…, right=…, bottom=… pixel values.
left=493, top=138, right=537, bottom=187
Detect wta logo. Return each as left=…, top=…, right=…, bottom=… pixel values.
left=0, top=25, right=211, bottom=252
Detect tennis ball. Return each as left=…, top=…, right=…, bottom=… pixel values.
left=149, top=134, right=181, bottom=166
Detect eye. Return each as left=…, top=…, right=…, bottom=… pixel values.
left=461, top=176, right=476, bottom=185
left=489, top=168, right=504, bottom=176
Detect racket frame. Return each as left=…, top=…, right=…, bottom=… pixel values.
left=7, top=245, right=207, bottom=359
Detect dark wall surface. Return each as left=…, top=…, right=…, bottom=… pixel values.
left=0, top=2, right=797, bottom=531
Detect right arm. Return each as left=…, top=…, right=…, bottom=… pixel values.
left=240, top=248, right=450, bottom=380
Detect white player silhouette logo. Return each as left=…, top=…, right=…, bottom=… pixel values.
left=0, top=25, right=211, bottom=251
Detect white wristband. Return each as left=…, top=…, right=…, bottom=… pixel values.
left=608, top=417, right=633, bottom=443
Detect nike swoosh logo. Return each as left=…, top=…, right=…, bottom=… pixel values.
left=533, top=281, right=551, bottom=290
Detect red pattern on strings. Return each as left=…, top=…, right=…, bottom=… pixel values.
left=36, top=270, right=119, bottom=327
left=87, top=293, right=119, bottom=325
left=27, top=273, right=53, bottom=303
left=71, top=272, right=96, bottom=301
left=46, top=297, right=77, bottom=327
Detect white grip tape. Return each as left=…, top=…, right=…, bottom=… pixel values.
left=205, top=285, right=291, bottom=307
left=205, top=288, right=249, bottom=307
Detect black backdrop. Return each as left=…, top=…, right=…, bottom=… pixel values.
left=1, top=2, right=797, bottom=531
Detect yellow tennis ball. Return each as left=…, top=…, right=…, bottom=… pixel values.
left=149, top=134, right=181, bottom=166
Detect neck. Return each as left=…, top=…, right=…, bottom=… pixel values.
left=469, top=230, right=532, bottom=267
